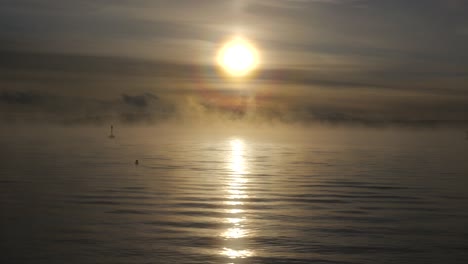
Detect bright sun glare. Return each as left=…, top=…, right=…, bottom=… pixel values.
left=217, top=37, right=259, bottom=77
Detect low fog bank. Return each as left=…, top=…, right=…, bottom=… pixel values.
left=1, top=90, right=467, bottom=129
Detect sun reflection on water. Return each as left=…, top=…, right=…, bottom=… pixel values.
left=229, top=139, right=247, bottom=175
left=226, top=208, right=244, bottom=214
left=221, top=247, right=253, bottom=259
left=224, top=200, right=243, bottom=206
left=225, top=217, right=245, bottom=225
left=222, top=227, right=247, bottom=239
left=220, top=138, right=253, bottom=260
left=227, top=189, right=248, bottom=200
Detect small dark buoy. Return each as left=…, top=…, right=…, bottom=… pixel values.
left=135, top=159, right=139, bottom=165
left=109, top=125, right=115, bottom=139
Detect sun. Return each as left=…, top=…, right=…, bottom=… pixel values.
left=216, top=37, right=259, bottom=77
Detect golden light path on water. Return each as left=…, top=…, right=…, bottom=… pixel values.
left=220, top=139, right=253, bottom=260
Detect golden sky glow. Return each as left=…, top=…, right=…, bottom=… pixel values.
left=2, top=1, right=468, bottom=125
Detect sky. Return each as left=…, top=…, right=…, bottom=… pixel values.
left=1, top=0, right=467, bottom=126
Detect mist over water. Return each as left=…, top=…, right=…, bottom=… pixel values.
left=1, top=125, right=468, bottom=264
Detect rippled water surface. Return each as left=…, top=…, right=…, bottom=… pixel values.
left=1, top=127, right=468, bottom=264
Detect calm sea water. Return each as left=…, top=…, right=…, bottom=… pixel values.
left=1, top=127, right=468, bottom=264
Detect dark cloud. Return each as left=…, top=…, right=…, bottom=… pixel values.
left=0, top=90, right=175, bottom=125
left=122, top=93, right=158, bottom=108
left=0, top=91, right=43, bottom=105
